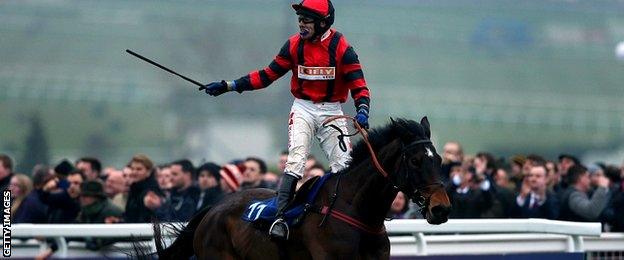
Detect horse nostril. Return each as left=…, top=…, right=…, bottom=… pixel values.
left=431, top=205, right=451, bottom=218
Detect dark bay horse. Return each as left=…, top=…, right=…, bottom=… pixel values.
left=152, top=117, right=451, bottom=259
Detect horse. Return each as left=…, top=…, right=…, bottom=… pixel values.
left=151, top=116, right=451, bottom=259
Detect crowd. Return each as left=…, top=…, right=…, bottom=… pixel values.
left=388, top=142, right=624, bottom=233
left=1, top=143, right=623, bottom=255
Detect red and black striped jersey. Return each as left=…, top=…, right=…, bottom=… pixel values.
left=233, top=29, right=370, bottom=111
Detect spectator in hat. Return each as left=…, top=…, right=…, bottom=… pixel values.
left=167, top=159, right=200, bottom=221
left=124, top=154, right=165, bottom=223
left=0, top=154, right=15, bottom=192
left=196, top=162, right=224, bottom=211
left=77, top=180, right=124, bottom=250
left=76, top=157, right=102, bottom=181
left=588, top=164, right=606, bottom=191
left=40, top=169, right=83, bottom=224
left=220, top=163, right=245, bottom=194
left=53, top=159, right=74, bottom=190
left=559, top=164, right=611, bottom=222
left=14, top=165, right=50, bottom=223
left=555, top=154, right=580, bottom=199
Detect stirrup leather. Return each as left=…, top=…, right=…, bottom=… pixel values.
left=269, top=218, right=290, bottom=240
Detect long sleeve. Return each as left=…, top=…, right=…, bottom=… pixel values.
left=568, top=188, right=610, bottom=220
left=341, top=46, right=370, bottom=112
left=234, top=40, right=294, bottom=91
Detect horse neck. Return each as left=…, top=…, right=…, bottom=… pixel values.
left=339, top=138, right=403, bottom=226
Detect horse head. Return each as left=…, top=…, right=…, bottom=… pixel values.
left=389, top=117, right=451, bottom=224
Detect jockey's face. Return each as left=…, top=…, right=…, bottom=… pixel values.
left=298, top=15, right=325, bottom=40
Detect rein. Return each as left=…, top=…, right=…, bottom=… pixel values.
left=322, top=115, right=389, bottom=178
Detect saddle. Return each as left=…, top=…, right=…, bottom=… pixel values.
left=241, top=174, right=331, bottom=229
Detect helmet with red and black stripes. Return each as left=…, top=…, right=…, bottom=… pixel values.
left=292, top=0, right=335, bottom=37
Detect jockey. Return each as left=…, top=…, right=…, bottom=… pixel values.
left=200, top=0, right=370, bottom=240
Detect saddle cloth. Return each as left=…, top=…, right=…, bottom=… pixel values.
left=241, top=173, right=333, bottom=226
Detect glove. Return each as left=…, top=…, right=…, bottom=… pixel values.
left=199, top=80, right=230, bottom=96
left=355, top=110, right=369, bottom=129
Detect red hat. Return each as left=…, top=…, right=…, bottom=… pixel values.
left=292, top=0, right=331, bottom=17
left=220, top=164, right=245, bottom=191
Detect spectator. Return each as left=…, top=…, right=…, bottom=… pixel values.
left=303, top=154, right=318, bottom=177
left=588, top=164, right=606, bottom=191
left=220, top=163, right=245, bottom=194
left=242, top=157, right=273, bottom=189
left=509, top=155, right=525, bottom=189
left=13, top=165, right=49, bottom=223
left=9, top=174, right=33, bottom=219
left=102, top=166, right=117, bottom=179
left=0, top=154, right=15, bottom=192
left=77, top=180, right=124, bottom=250
left=609, top=170, right=624, bottom=231
left=307, top=164, right=326, bottom=179
left=513, top=165, right=559, bottom=219
left=156, top=165, right=173, bottom=199
left=53, top=159, right=75, bottom=190
left=76, top=157, right=102, bottom=181
left=388, top=192, right=410, bottom=219
left=105, top=169, right=128, bottom=210
left=196, top=162, right=223, bottom=211
left=555, top=154, right=579, bottom=192
left=474, top=152, right=496, bottom=180
left=522, top=154, right=546, bottom=176
left=545, top=161, right=558, bottom=191
left=494, top=167, right=514, bottom=190
left=270, top=150, right=290, bottom=185
left=298, top=163, right=326, bottom=189
left=484, top=166, right=516, bottom=218
left=442, top=141, right=464, bottom=164
left=559, top=164, right=611, bottom=222
left=277, top=150, right=288, bottom=174
left=448, top=165, right=493, bottom=218
left=168, top=159, right=200, bottom=221
left=40, top=169, right=83, bottom=223
left=124, top=154, right=164, bottom=223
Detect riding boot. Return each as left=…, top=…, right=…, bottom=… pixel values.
left=269, top=174, right=299, bottom=240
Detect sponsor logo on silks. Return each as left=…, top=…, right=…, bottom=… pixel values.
left=298, top=65, right=335, bottom=80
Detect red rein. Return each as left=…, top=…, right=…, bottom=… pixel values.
left=322, top=115, right=389, bottom=178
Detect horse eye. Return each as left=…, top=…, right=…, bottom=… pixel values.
left=410, top=157, right=420, bottom=166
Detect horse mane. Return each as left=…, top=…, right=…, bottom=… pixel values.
left=345, top=118, right=427, bottom=172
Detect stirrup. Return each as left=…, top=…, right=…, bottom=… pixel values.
left=269, top=218, right=290, bottom=240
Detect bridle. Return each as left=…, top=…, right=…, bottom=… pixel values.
left=322, top=116, right=443, bottom=212
left=397, top=140, right=444, bottom=212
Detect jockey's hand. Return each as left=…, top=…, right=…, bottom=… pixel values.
left=355, top=110, right=369, bottom=129
left=199, top=80, right=230, bottom=96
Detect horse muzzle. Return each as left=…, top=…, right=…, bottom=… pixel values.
left=426, top=205, right=451, bottom=224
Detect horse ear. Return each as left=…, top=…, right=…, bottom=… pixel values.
left=420, top=116, right=431, bottom=139
left=392, top=118, right=414, bottom=142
